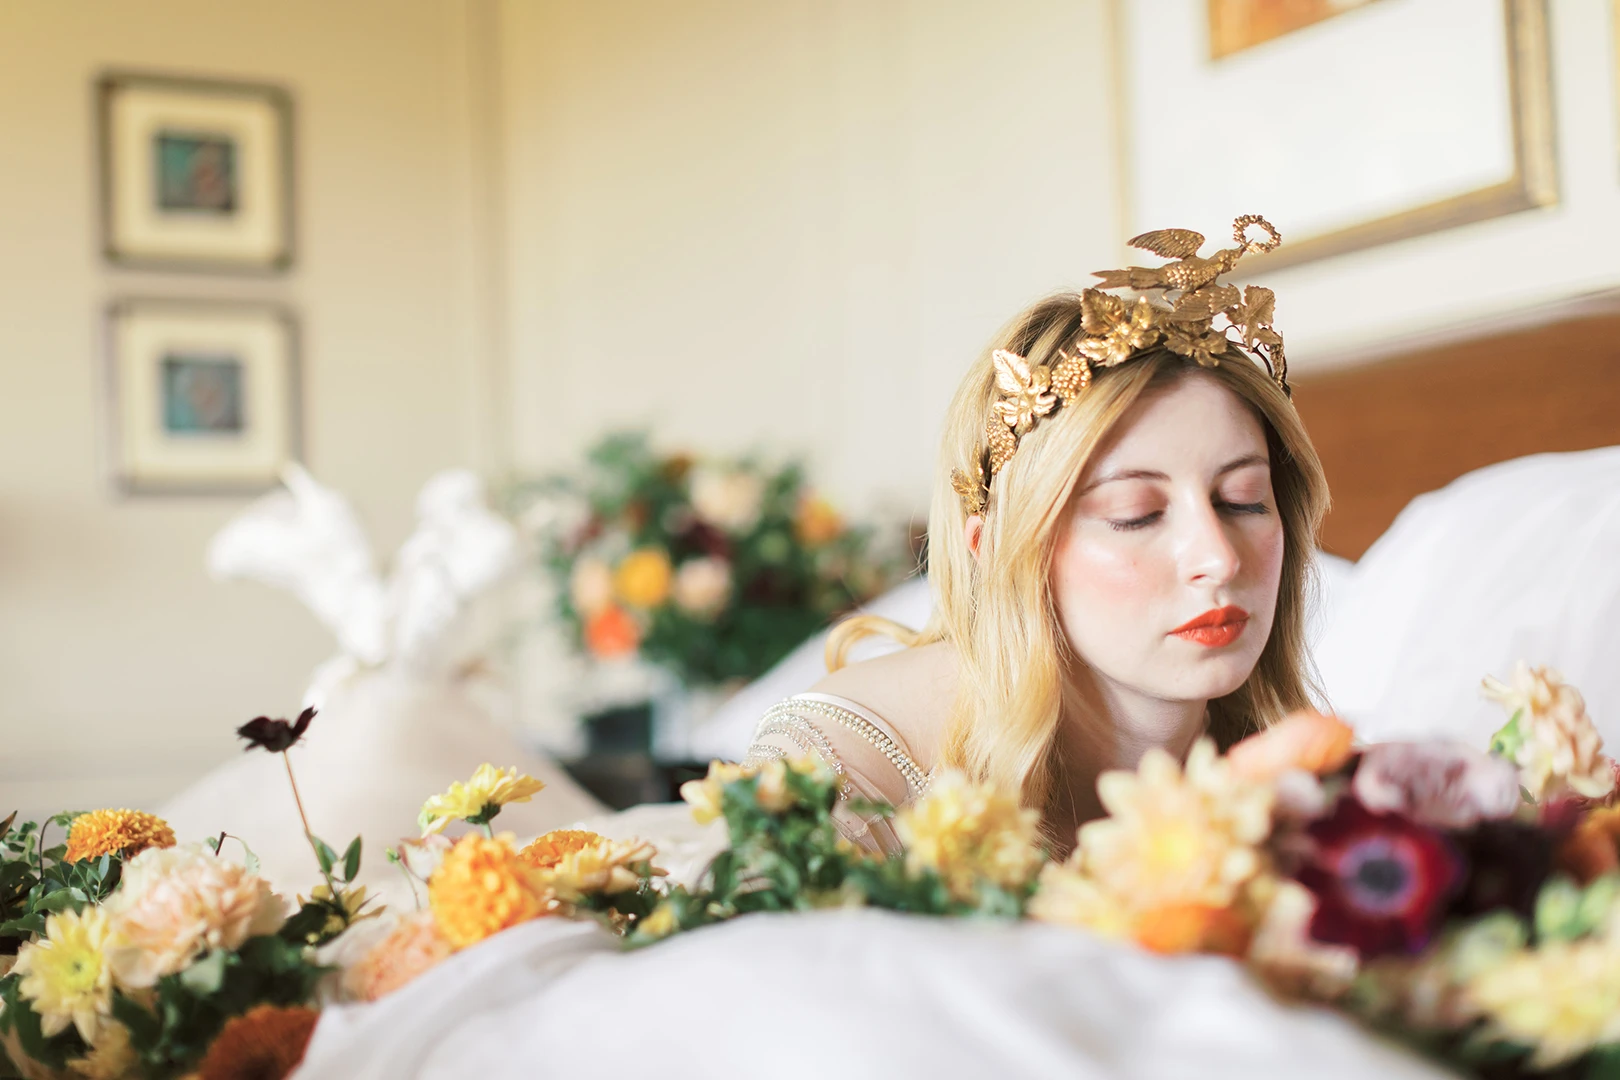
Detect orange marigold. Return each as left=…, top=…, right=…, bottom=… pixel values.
left=1560, top=805, right=1620, bottom=883
left=64, top=809, right=175, bottom=863
left=429, top=833, right=551, bottom=949
left=517, top=829, right=603, bottom=872
left=197, top=1003, right=318, bottom=1080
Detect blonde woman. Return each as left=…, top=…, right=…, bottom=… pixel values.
left=745, top=218, right=1329, bottom=856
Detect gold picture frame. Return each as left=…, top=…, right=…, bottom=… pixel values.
left=1111, top=0, right=1557, bottom=271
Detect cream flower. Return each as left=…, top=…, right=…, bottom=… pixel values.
left=1484, top=663, right=1615, bottom=801
left=672, top=556, right=732, bottom=618
left=690, top=467, right=765, bottom=533
left=1028, top=863, right=1136, bottom=940
left=539, top=836, right=664, bottom=902
left=12, top=906, right=113, bottom=1042
left=679, top=760, right=755, bottom=824
left=418, top=763, right=546, bottom=834
left=569, top=556, right=614, bottom=617
left=103, top=842, right=288, bottom=988
left=1077, top=738, right=1274, bottom=911
left=1466, top=935, right=1620, bottom=1069
left=69, top=1018, right=138, bottom=1080
left=896, top=770, right=1044, bottom=903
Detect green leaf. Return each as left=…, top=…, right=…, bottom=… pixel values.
left=0, top=811, right=14, bottom=842
left=178, top=949, right=229, bottom=994
left=312, top=836, right=338, bottom=876
left=0, top=913, right=46, bottom=938
left=341, top=836, right=362, bottom=883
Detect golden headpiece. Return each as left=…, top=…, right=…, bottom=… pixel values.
left=950, top=214, right=1290, bottom=516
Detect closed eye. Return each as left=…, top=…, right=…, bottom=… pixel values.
left=1220, top=500, right=1270, bottom=516
left=1107, top=510, right=1162, bottom=532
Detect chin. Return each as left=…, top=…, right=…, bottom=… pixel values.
left=1166, top=652, right=1261, bottom=701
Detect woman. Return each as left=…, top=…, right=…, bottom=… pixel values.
left=745, top=216, right=1329, bottom=856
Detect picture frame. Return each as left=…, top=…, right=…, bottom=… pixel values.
left=104, top=299, right=301, bottom=495
left=98, top=71, right=295, bottom=272
left=1112, top=0, right=1557, bottom=270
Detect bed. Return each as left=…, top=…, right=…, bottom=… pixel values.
left=293, top=303, right=1620, bottom=1079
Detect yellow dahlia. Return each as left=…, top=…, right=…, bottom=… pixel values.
left=428, top=833, right=551, bottom=948
left=12, top=906, right=113, bottom=1042
left=895, top=769, right=1044, bottom=903
left=1484, top=664, right=1615, bottom=801
left=679, top=760, right=755, bottom=824
left=68, top=1019, right=138, bottom=1080
left=517, top=829, right=602, bottom=872
left=539, top=836, right=664, bottom=902
left=63, top=809, right=175, bottom=863
left=196, top=1003, right=319, bottom=1080
left=1077, top=738, right=1273, bottom=912
left=1466, top=936, right=1620, bottom=1069
left=418, top=763, right=546, bottom=835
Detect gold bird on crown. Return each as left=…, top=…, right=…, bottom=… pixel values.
left=1092, top=214, right=1282, bottom=293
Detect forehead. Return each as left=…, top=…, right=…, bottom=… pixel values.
left=1085, top=373, right=1269, bottom=479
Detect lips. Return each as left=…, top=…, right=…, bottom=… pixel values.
left=1171, top=605, right=1249, bottom=648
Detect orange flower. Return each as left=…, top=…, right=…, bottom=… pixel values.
left=343, top=912, right=454, bottom=1002
left=793, top=495, right=843, bottom=546
left=1227, top=710, right=1355, bottom=782
left=517, top=829, right=602, bottom=872
left=583, top=605, right=640, bottom=659
left=428, top=833, right=551, bottom=949
left=1135, top=902, right=1252, bottom=956
left=1560, top=805, right=1620, bottom=884
left=63, top=809, right=175, bottom=863
left=196, top=1003, right=318, bottom=1080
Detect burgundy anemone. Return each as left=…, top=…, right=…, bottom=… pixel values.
left=1294, top=796, right=1464, bottom=958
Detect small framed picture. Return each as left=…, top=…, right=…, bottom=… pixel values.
left=98, top=72, right=294, bottom=272
left=105, top=299, right=301, bottom=494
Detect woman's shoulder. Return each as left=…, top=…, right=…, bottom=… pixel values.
left=804, top=640, right=957, bottom=771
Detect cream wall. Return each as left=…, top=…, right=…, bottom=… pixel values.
left=0, top=1, right=501, bottom=820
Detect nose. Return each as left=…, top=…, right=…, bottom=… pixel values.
left=1178, top=500, right=1241, bottom=587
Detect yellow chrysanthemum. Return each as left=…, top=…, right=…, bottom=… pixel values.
left=895, top=770, right=1044, bottom=903
left=517, top=829, right=602, bottom=872
left=1466, top=936, right=1620, bottom=1069
left=428, top=833, right=551, bottom=948
left=63, top=809, right=175, bottom=863
left=540, top=836, right=664, bottom=903
left=1027, top=863, right=1137, bottom=940
left=1077, top=738, right=1273, bottom=912
left=418, top=763, right=546, bottom=835
left=679, top=760, right=756, bottom=824
left=13, top=906, right=113, bottom=1042
left=613, top=548, right=673, bottom=609
left=68, top=1019, right=138, bottom=1080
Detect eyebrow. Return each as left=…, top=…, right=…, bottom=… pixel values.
left=1078, top=453, right=1270, bottom=496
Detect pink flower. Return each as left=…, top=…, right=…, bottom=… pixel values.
left=104, top=843, right=288, bottom=987
left=1352, top=742, right=1521, bottom=830
left=342, top=911, right=454, bottom=1002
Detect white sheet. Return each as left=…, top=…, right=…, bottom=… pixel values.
left=297, top=905, right=1449, bottom=1080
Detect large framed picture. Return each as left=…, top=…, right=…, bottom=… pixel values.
left=1114, top=0, right=1556, bottom=269
left=105, top=299, right=301, bottom=495
left=98, top=72, right=295, bottom=272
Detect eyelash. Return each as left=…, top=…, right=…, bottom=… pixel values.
left=1107, top=501, right=1271, bottom=532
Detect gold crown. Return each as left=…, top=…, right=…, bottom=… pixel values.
left=951, top=214, right=1290, bottom=517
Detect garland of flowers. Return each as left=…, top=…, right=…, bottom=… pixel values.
left=3, top=662, right=1617, bottom=1079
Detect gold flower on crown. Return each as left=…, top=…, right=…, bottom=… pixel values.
left=951, top=214, right=1289, bottom=516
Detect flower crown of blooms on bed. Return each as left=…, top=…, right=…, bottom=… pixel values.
left=950, top=214, right=1290, bottom=517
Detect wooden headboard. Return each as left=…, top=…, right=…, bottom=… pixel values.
left=1291, top=301, right=1620, bottom=559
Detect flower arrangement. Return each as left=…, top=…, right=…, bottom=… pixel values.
left=515, top=432, right=908, bottom=689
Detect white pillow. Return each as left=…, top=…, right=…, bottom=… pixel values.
left=1315, top=446, right=1620, bottom=748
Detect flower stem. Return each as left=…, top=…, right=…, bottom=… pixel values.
left=283, top=750, right=342, bottom=905
left=480, top=822, right=494, bottom=840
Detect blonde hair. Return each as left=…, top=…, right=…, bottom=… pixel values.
left=828, top=292, right=1329, bottom=819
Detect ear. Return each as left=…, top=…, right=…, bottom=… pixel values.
left=964, top=514, right=985, bottom=563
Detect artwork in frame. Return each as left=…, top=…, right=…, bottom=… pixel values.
left=98, top=72, right=294, bottom=272
left=1115, top=0, right=1556, bottom=269
left=105, top=300, right=301, bottom=495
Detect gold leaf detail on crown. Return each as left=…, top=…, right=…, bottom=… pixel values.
left=1078, top=292, right=1160, bottom=367
left=951, top=464, right=987, bottom=516
left=990, top=349, right=1057, bottom=436
left=985, top=415, right=1017, bottom=476
left=1050, top=353, right=1092, bottom=403
left=1162, top=321, right=1230, bottom=368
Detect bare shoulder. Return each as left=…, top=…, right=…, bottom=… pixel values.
left=808, top=640, right=957, bottom=769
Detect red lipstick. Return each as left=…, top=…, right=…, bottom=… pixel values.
left=1170, top=605, right=1249, bottom=648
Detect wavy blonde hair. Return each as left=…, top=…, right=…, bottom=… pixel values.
left=828, top=292, right=1330, bottom=819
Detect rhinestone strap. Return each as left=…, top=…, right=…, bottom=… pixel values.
left=756, top=697, right=930, bottom=798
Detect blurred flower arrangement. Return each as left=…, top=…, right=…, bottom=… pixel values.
left=6, top=661, right=1617, bottom=1079
left=512, top=432, right=909, bottom=692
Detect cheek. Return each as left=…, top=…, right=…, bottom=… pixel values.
left=1052, top=529, right=1164, bottom=616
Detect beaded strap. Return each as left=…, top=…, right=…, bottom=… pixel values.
left=754, top=697, right=930, bottom=798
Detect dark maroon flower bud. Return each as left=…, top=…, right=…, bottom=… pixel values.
left=237, top=707, right=316, bottom=753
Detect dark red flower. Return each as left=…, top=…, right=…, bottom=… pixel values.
left=237, top=707, right=316, bottom=753
left=1294, top=796, right=1463, bottom=958
left=1452, top=820, right=1556, bottom=919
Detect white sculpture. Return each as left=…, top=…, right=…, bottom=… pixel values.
left=160, top=465, right=603, bottom=902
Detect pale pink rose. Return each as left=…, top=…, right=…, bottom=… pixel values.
left=690, top=467, right=764, bottom=533
left=104, top=843, right=287, bottom=988
left=341, top=911, right=453, bottom=1002
left=396, top=833, right=453, bottom=882
left=1352, top=741, right=1521, bottom=829
left=672, top=557, right=732, bottom=617
left=569, top=557, right=614, bottom=617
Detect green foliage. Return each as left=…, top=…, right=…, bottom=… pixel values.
left=113, top=935, right=329, bottom=1078
left=513, top=431, right=910, bottom=688
left=0, top=812, right=122, bottom=945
